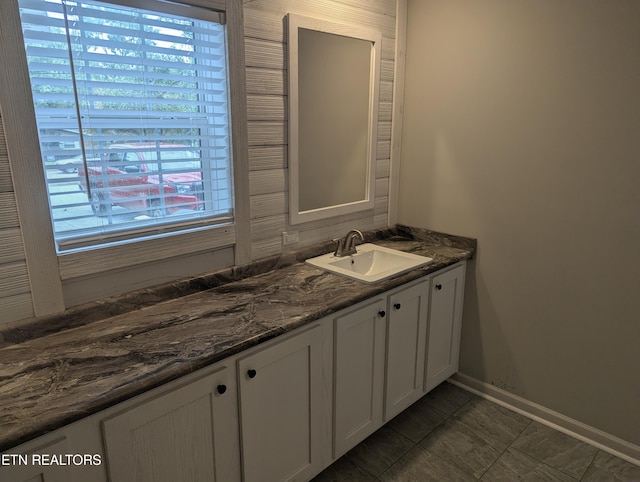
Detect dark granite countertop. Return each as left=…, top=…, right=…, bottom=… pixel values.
left=0, top=225, right=475, bottom=452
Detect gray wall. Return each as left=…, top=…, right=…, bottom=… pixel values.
left=398, top=0, right=640, bottom=446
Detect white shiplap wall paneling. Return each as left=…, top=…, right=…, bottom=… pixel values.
left=245, top=38, right=285, bottom=68
left=244, top=0, right=396, bottom=260
left=0, top=193, right=20, bottom=229
left=248, top=146, right=288, bottom=171
left=247, top=121, right=287, bottom=146
left=249, top=170, right=287, bottom=196
left=0, top=0, right=400, bottom=320
left=379, top=80, right=394, bottom=103
left=251, top=214, right=289, bottom=242
left=0, top=262, right=30, bottom=298
left=0, top=228, right=27, bottom=266
left=0, top=293, right=35, bottom=324
left=246, top=67, right=286, bottom=96
left=247, top=94, right=286, bottom=121
left=377, top=141, right=392, bottom=163
left=0, top=115, right=34, bottom=322
left=250, top=192, right=288, bottom=219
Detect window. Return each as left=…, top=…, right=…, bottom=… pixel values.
left=18, top=0, right=233, bottom=252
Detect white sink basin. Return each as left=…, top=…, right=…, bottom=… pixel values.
left=306, top=243, right=433, bottom=284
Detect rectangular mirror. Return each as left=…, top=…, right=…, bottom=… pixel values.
left=288, top=14, right=382, bottom=225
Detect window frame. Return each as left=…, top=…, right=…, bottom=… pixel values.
left=0, top=0, right=249, bottom=315
left=21, top=0, right=234, bottom=250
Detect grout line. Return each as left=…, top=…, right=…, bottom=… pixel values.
left=415, top=393, right=490, bottom=479
left=507, top=446, right=582, bottom=481
left=475, top=413, right=533, bottom=480
left=577, top=449, right=600, bottom=482
left=579, top=451, right=601, bottom=482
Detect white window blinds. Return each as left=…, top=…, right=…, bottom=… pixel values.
left=18, top=0, right=233, bottom=252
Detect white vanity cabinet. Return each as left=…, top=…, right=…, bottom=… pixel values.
left=425, top=262, right=466, bottom=392
left=101, top=363, right=240, bottom=482
left=332, top=298, right=387, bottom=458
left=237, top=324, right=325, bottom=482
left=2, top=259, right=468, bottom=482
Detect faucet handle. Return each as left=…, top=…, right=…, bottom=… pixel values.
left=333, top=238, right=344, bottom=257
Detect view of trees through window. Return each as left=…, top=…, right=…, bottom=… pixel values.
left=18, top=0, right=232, bottom=251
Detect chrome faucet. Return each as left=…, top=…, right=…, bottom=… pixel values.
left=333, top=229, right=364, bottom=257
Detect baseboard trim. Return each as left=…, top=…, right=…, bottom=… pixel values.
left=449, top=372, right=640, bottom=467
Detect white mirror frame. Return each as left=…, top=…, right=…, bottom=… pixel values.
left=287, top=14, right=382, bottom=225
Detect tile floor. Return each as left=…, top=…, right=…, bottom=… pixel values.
left=312, top=381, right=640, bottom=481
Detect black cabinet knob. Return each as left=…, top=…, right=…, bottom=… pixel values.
left=435, top=284, right=443, bottom=291
left=247, top=369, right=257, bottom=379
left=394, top=303, right=401, bottom=310
left=378, top=310, right=386, bottom=318
left=217, top=384, right=227, bottom=394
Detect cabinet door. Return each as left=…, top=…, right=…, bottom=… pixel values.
left=0, top=436, right=70, bottom=482
left=385, top=279, right=429, bottom=420
left=238, top=324, right=323, bottom=482
left=425, top=263, right=466, bottom=392
left=102, top=365, right=239, bottom=482
left=333, top=298, right=386, bottom=458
